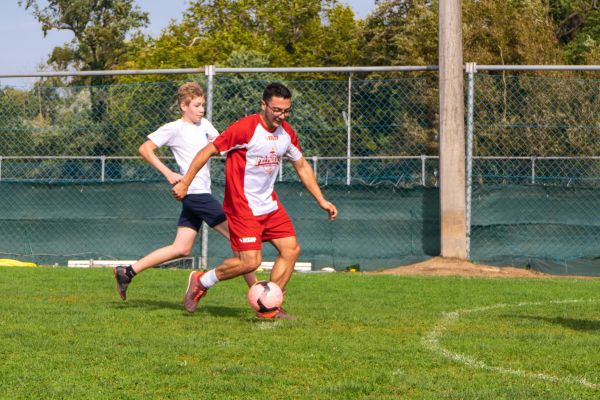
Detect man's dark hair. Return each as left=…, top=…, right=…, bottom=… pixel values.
left=262, top=82, right=292, bottom=101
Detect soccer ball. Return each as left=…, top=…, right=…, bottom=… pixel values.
left=247, top=281, right=283, bottom=313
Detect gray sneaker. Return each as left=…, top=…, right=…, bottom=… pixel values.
left=183, top=271, right=208, bottom=313
left=113, top=266, right=131, bottom=301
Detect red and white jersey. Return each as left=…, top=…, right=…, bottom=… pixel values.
left=213, top=114, right=303, bottom=217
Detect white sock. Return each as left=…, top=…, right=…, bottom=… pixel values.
left=200, top=269, right=219, bottom=288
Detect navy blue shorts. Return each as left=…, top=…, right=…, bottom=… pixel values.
left=178, top=194, right=227, bottom=231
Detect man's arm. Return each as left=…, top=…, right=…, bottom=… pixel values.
left=291, top=157, right=338, bottom=221
left=139, top=140, right=182, bottom=185
left=171, top=143, right=220, bottom=200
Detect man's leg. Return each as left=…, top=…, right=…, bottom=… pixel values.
left=268, top=236, right=301, bottom=289
left=114, top=227, right=197, bottom=300
left=184, top=250, right=261, bottom=313
left=215, top=250, right=262, bottom=280
left=250, top=236, right=300, bottom=320
left=211, top=221, right=257, bottom=287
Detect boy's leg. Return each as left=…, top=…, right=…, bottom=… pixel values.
left=132, top=226, right=197, bottom=273
left=114, top=227, right=197, bottom=300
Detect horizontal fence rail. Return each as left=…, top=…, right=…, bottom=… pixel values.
left=1, top=155, right=597, bottom=184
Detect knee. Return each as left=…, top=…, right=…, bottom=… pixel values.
left=295, top=244, right=301, bottom=257
left=286, top=243, right=301, bottom=260
left=173, top=244, right=192, bottom=258
left=240, top=259, right=262, bottom=275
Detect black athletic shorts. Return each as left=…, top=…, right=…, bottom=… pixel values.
left=178, top=193, right=226, bottom=231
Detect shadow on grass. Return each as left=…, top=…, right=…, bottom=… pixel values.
left=200, top=305, right=247, bottom=318
left=111, top=300, right=248, bottom=318
left=112, top=299, right=182, bottom=311
left=508, top=314, right=600, bottom=332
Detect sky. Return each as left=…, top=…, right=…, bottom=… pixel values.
left=0, top=0, right=375, bottom=87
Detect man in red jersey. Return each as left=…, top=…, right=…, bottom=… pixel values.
left=172, top=82, right=337, bottom=319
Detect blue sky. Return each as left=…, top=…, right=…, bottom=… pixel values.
left=0, top=0, right=375, bottom=86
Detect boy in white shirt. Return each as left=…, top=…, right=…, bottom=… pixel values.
left=113, top=82, right=256, bottom=300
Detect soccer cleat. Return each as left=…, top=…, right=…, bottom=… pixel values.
left=113, top=266, right=131, bottom=301
left=183, top=271, right=208, bottom=313
left=256, top=307, right=297, bottom=320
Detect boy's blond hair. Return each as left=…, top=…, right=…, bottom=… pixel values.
left=177, top=82, right=205, bottom=110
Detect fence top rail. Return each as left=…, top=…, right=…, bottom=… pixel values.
left=0, top=65, right=437, bottom=79
left=212, top=66, right=437, bottom=73
left=475, top=65, right=600, bottom=71
left=3, top=64, right=600, bottom=79
left=0, top=68, right=204, bottom=79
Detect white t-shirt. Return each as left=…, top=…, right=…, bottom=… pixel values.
left=148, top=118, right=219, bottom=194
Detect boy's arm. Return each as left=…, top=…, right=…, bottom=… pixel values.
left=291, top=157, right=338, bottom=221
left=139, top=140, right=182, bottom=185
left=172, top=143, right=220, bottom=200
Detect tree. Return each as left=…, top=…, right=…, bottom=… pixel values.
left=19, top=0, right=149, bottom=83
left=362, top=0, right=562, bottom=66
left=549, top=0, right=600, bottom=63
left=19, top=0, right=150, bottom=175
left=119, top=0, right=362, bottom=70
left=462, top=0, right=562, bottom=65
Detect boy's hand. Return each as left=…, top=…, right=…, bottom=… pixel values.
left=166, top=171, right=183, bottom=185
left=172, top=182, right=189, bottom=201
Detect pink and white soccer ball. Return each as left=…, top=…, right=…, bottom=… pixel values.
left=247, top=281, right=283, bottom=312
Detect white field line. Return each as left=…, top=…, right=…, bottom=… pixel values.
left=422, top=299, right=599, bottom=390
left=254, top=321, right=283, bottom=330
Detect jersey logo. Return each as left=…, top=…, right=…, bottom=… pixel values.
left=255, top=148, right=280, bottom=173
left=239, top=237, right=257, bottom=243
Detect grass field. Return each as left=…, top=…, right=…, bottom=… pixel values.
left=1, top=267, right=599, bottom=399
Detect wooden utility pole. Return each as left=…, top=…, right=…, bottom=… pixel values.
left=439, top=0, right=467, bottom=259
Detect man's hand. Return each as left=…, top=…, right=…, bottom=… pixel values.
left=319, top=199, right=338, bottom=221
left=172, top=182, right=189, bottom=201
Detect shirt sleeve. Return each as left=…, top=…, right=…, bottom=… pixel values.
left=283, top=122, right=303, bottom=161
left=147, top=122, right=175, bottom=148
left=213, top=116, right=255, bottom=154
left=202, top=118, right=220, bottom=143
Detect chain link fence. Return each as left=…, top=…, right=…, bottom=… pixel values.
left=0, top=68, right=439, bottom=270
left=0, top=66, right=598, bottom=273
left=468, top=68, right=600, bottom=274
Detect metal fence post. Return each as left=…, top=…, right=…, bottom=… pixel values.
left=421, top=155, right=426, bottom=186
left=200, top=65, right=216, bottom=270
left=100, top=155, right=106, bottom=182
left=346, top=72, right=352, bottom=185
left=465, top=62, right=477, bottom=260
left=206, top=65, right=215, bottom=120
